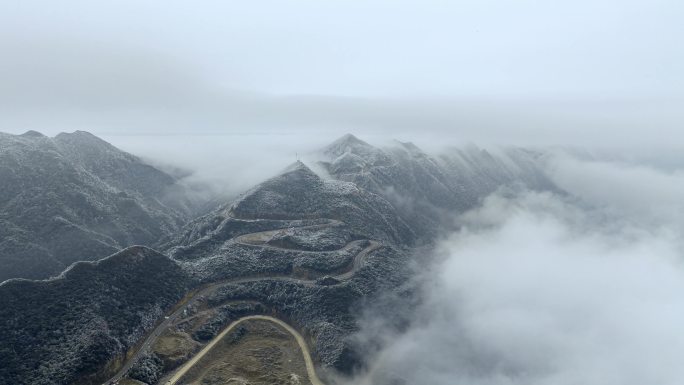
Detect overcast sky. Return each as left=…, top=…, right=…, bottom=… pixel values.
left=4, top=4, right=684, bottom=382
left=1, top=0, right=682, bottom=147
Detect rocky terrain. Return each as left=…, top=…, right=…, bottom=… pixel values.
left=0, top=133, right=558, bottom=385
left=318, top=134, right=554, bottom=239
left=0, top=130, right=199, bottom=281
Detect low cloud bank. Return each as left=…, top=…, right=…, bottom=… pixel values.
left=104, top=133, right=335, bottom=200
left=346, top=156, right=684, bottom=385
left=549, top=154, right=684, bottom=229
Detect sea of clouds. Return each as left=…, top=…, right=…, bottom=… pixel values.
left=347, top=154, right=684, bottom=385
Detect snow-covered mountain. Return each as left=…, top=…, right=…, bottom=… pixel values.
left=0, top=130, right=199, bottom=281
left=318, top=134, right=554, bottom=239
left=0, top=133, right=560, bottom=385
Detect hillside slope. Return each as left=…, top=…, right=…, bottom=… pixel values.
left=318, top=134, right=554, bottom=238
left=166, top=161, right=415, bottom=269
left=0, top=246, right=193, bottom=385
left=0, top=130, right=198, bottom=281
left=0, top=134, right=560, bottom=385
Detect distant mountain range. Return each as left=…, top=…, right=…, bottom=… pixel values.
left=317, top=133, right=554, bottom=238
left=0, top=130, right=199, bottom=281
left=0, top=131, right=557, bottom=385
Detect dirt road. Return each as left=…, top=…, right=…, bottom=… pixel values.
left=104, top=217, right=379, bottom=385
left=164, top=315, right=324, bottom=385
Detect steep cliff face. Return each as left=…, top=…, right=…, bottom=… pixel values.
left=0, top=131, right=198, bottom=281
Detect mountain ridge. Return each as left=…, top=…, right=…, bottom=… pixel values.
left=0, top=245, right=193, bottom=385
left=0, top=132, right=560, bottom=385
left=0, top=130, right=200, bottom=281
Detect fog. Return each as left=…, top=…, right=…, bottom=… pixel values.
left=549, top=155, right=684, bottom=229
left=345, top=156, right=684, bottom=385
left=100, top=133, right=332, bottom=198
left=2, top=2, right=684, bottom=384
left=1, top=0, right=683, bottom=148
left=3, top=0, right=683, bottom=194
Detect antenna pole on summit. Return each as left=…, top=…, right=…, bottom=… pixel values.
left=296, top=152, right=299, bottom=161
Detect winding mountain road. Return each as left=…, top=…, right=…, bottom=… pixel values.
left=105, top=218, right=380, bottom=385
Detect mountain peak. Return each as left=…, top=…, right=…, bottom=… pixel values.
left=54, top=130, right=130, bottom=163
left=54, top=130, right=114, bottom=151
left=276, top=161, right=322, bottom=184
left=229, top=159, right=325, bottom=220
left=323, top=133, right=379, bottom=160
left=327, top=133, right=369, bottom=149
left=19, top=130, right=46, bottom=138
left=55, top=130, right=102, bottom=142
left=283, top=159, right=309, bottom=172
left=337, top=133, right=367, bottom=145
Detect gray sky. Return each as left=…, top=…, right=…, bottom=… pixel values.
left=1, top=0, right=683, bottom=147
